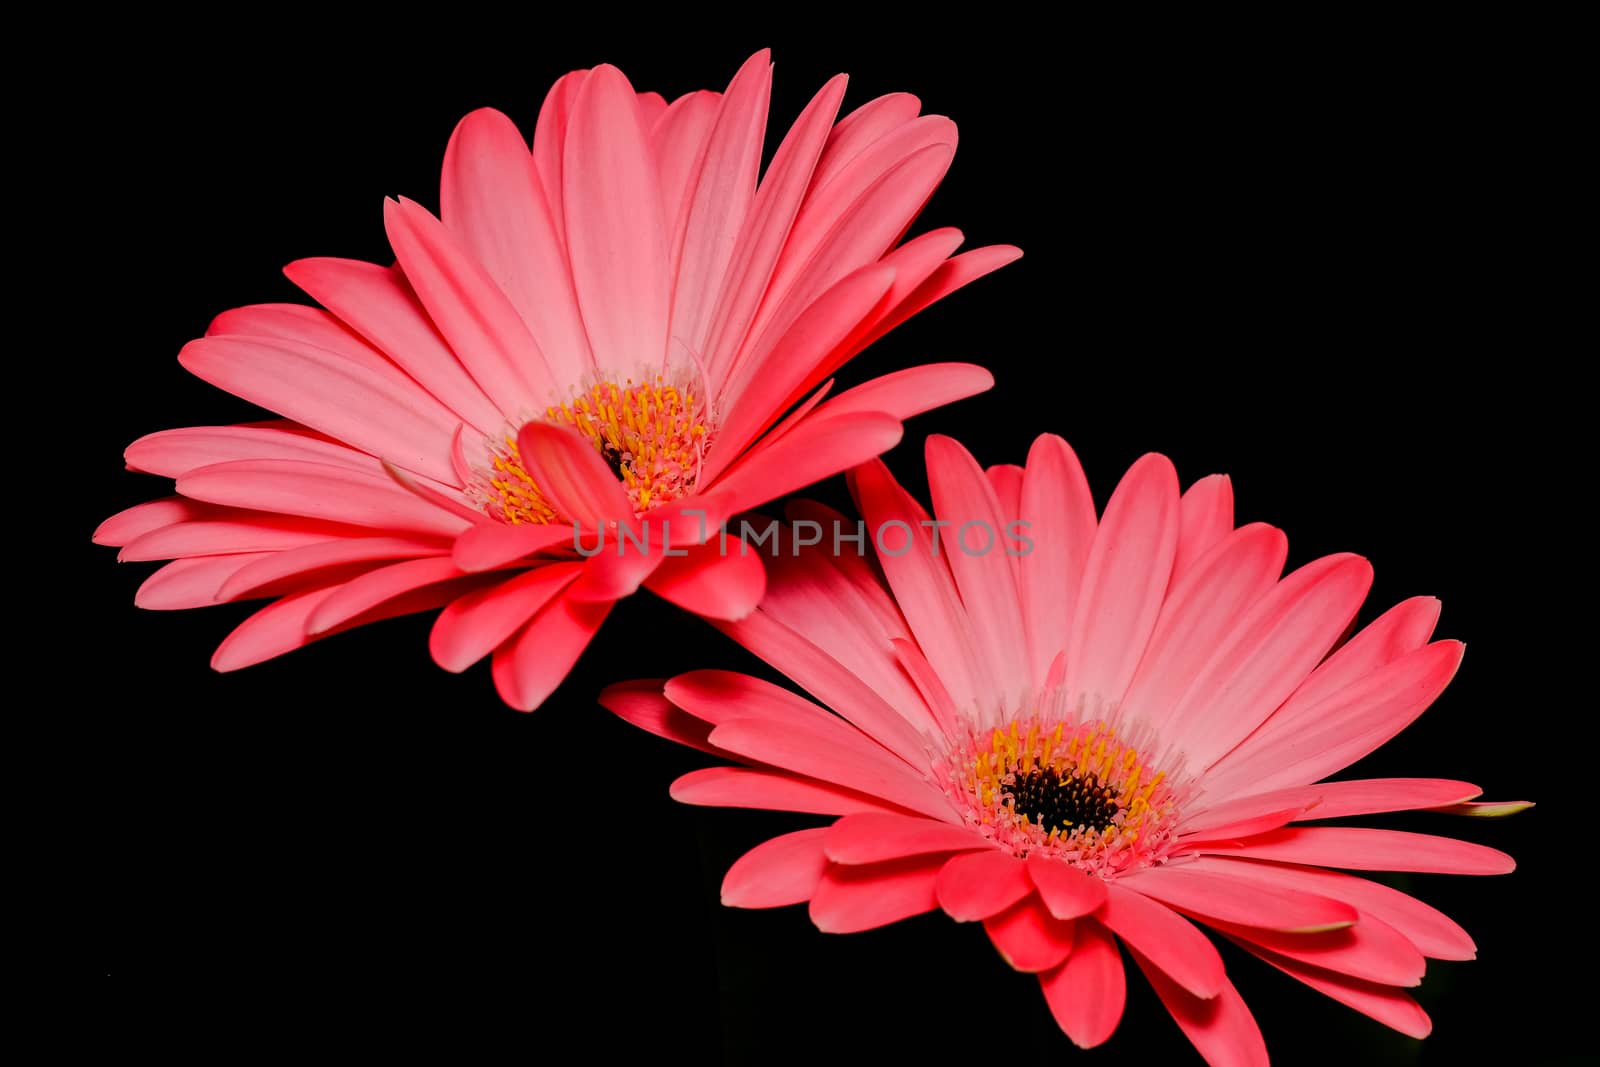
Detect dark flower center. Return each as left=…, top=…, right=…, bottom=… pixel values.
left=1005, top=767, right=1120, bottom=835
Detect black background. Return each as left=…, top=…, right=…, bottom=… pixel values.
left=66, top=23, right=1586, bottom=1064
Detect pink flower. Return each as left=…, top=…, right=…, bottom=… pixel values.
left=94, top=51, right=1018, bottom=710
left=604, top=434, right=1529, bottom=1064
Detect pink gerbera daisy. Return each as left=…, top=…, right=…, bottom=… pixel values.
left=603, top=434, right=1529, bottom=1064
left=92, top=50, right=1018, bottom=710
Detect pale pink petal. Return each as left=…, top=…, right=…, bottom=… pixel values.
left=383, top=197, right=553, bottom=411
left=1203, top=827, right=1515, bottom=875
left=1230, top=939, right=1431, bottom=1038
left=283, top=258, right=504, bottom=433
left=515, top=422, right=635, bottom=529
left=179, top=334, right=460, bottom=484
left=1117, top=864, right=1356, bottom=932
left=890, top=637, right=963, bottom=740
left=809, top=855, right=945, bottom=933
left=531, top=69, right=587, bottom=242
left=1020, top=434, right=1097, bottom=686
left=126, top=424, right=379, bottom=479
left=811, top=92, right=923, bottom=190
left=823, top=812, right=985, bottom=865
left=1130, top=953, right=1268, bottom=1067
left=1172, top=474, right=1234, bottom=586
left=644, top=540, right=765, bottom=621
left=1183, top=778, right=1482, bottom=836
left=176, top=460, right=470, bottom=538
left=562, top=64, right=671, bottom=377
left=1040, top=919, right=1126, bottom=1048
left=136, top=553, right=274, bottom=610
left=217, top=536, right=450, bottom=600
left=1065, top=453, right=1181, bottom=708
left=120, top=517, right=375, bottom=562
left=722, top=828, right=830, bottom=909
left=670, top=767, right=908, bottom=817
left=489, top=589, right=611, bottom=712
left=597, top=679, right=722, bottom=757
left=983, top=896, right=1076, bottom=972
left=95, top=497, right=220, bottom=546
left=1097, top=883, right=1226, bottom=999
left=1027, top=856, right=1110, bottom=919
left=935, top=850, right=1035, bottom=922
left=651, top=91, right=721, bottom=253
left=451, top=521, right=575, bottom=572
left=429, top=562, right=582, bottom=672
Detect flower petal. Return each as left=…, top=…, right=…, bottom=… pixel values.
left=670, top=767, right=906, bottom=816
left=808, top=854, right=945, bottom=933
left=1040, top=920, right=1126, bottom=1049
left=1097, top=883, right=1226, bottom=999
left=1117, top=864, right=1357, bottom=933
left=1202, top=827, right=1515, bottom=875
left=1027, top=856, right=1110, bottom=919
left=935, top=850, right=1035, bottom=922
left=983, top=896, right=1076, bottom=972
left=722, top=828, right=830, bottom=909
left=644, top=539, right=766, bottom=621
left=1020, top=434, right=1097, bottom=686
left=824, top=812, right=985, bottom=865
left=1130, top=953, right=1268, bottom=1067
left=429, top=562, right=582, bottom=672
left=489, top=589, right=612, bottom=711
left=1172, top=474, right=1234, bottom=586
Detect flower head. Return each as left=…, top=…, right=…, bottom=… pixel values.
left=94, top=51, right=1018, bottom=710
left=604, top=434, right=1529, bottom=1063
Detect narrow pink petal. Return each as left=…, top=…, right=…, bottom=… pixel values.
left=136, top=553, right=274, bottom=610
left=812, top=92, right=923, bottom=189
left=1040, top=919, right=1126, bottom=1049
left=568, top=536, right=665, bottom=602
left=95, top=497, right=219, bottom=546
left=644, top=540, right=765, bottom=621
left=1184, top=779, right=1482, bottom=836
left=1186, top=856, right=1477, bottom=960
left=1230, top=939, right=1432, bottom=1038
left=1065, top=453, right=1181, bottom=708
left=699, top=412, right=903, bottom=524
left=283, top=258, right=504, bottom=433
left=890, top=637, right=963, bottom=740
left=824, top=812, right=985, bottom=865
left=1163, top=554, right=1374, bottom=771
left=701, top=70, right=851, bottom=385
left=451, top=521, right=574, bottom=572
left=1118, top=864, right=1356, bottom=932
left=126, top=423, right=379, bottom=479
left=490, top=589, right=611, bottom=712
left=935, top=850, right=1035, bottom=921
left=635, top=90, right=668, bottom=126
left=120, top=517, right=373, bottom=562
left=429, top=562, right=581, bottom=672
left=1214, top=914, right=1427, bottom=986
left=531, top=69, right=587, bottom=242
left=597, top=679, right=721, bottom=757
left=515, top=422, right=634, bottom=529
left=1172, top=474, right=1234, bottom=586
left=1202, top=641, right=1465, bottom=797
left=1020, top=435, right=1097, bottom=686
left=1121, top=524, right=1287, bottom=732
left=1204, top=826, right=1515, bottom=874
left=809, top=854, right=945, bottom=933
left=984, top=897, right=1076, bottom=972
left=305, top=556, right=470, bottom=634
left=383, top=197, right=553, bottom=412
left=440, top=108, right=592, bottom=385
left=851, top=244, right=1024, bottom=354
left=217, top=536, right=449, bottom=600
left=925, top=435, right=1028, bottom=689
left=722, top=828, right=829, bottom=909
left=177, top=460, right=469, bottom=538
left=562, top=64, right=671, bottom=377
left=651, top=90, right=721, bottom=252
left=1130, top=952, right=1268, bottom=1067
left=381, top=460, right=490, bottom=527
left=1026, top=857, right=1110, bottom=919
left=667, top=52, right=771, bottom=364
left=986, top=462, right=1025, bottom=547
left=671, top=767, right=907, bottom=817
left=179, top=335, right=460, bottom=484
left=1097, top=883, right=1226, bottom=999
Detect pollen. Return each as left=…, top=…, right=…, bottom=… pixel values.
left=482, top=377, right=710, bottom=525
left=942, top=717, right=1182, bottom=876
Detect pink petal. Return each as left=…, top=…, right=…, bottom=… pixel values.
left=1183, top=778, right=1482, bottom=836
left=651, top=91, right=721, bottom=254
left=983, top=896, right=1076, bottom=972
left=852, top=244, right=1024, bottom=354
left=515, top=422, right=635, bottom=530
left=1164, top=554, right=1374, bottom=771
left=439, top=108, right=592, bottom=386
left=597, top=679, right=721, bottom=757
left=383, top=197, right=552, bottom=412
left=126, top=423, right=379, bottom=479
left=1204, top=826, right=1515, bottom=874
left=176, top=460, right=469, bottom=538
left=451, top=521, right=575, bottom=572
left=120, top=517, right=374, bottom=562
left=1027, top=856, right=1110, bottom=919
left=282, top=258, right=504, bottom=433
left=489, top=589, right=611, bottom=711
left=1019, top=434, right=1098, bottom=685
left=217, top=536, right=449, bottom=600
left=1217, top=912, right=1426, bottom=987
left=1040, top=919, right=1126, bottom=1048
left=530, top=69, right=587, bottom=243
left=823, top=812, right=985, bottom=865
left=925, top=435, right=1028, bottom=687
left=809, top=855, right=945, bottom=934
left=305, top=556, right=471, bottom=634
left=935, top=850, right=1035, bottom=921
left=136, top=553, right=273, bottom=610
left=429, top=562, right=581, bottom=672
left=1065, top=452, right=1180, bottom=707
left=700, top=412, right=904, bottom=524
left=1130, top=952, right=1268, bottom=1067
left=562, top=64, right=671, bottom=377
left=644, top=540, right=765, bottom=621
left=1230, top=939, right=1431, bottom=1038
left=178, top=334, right=460, bottom=484
left=1172, top=474, right=1234, bottom=587
left=671, top=766, right=906, bottom=816
left=95, top=497, right=218, bottom=546
left=812, top=92, right=923, bottom=189
left=1117, top=864, right=1357, bottom=932
left=722, top=827, right=829, bottom=909
left=1097, top=883, right=1226, bottom=999
left=568, top=539, right=665, bottom=602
